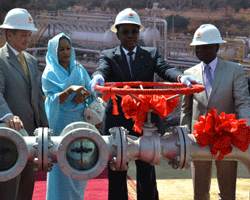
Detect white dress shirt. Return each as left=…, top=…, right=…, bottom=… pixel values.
left=202, top=57, right=218, bottom=80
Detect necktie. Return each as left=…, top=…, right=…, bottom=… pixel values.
left=17, top=53, right=30, bottom=80
left=127, top=52, right=134, bottom=77
left=204, top=64, right=213, bottom=98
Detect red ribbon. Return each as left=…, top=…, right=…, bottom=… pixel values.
left=192, top=109, right=250, bottom=160
left=121, top=86, right=179, bottom=134
left=102, top=92, right=119, bottom=115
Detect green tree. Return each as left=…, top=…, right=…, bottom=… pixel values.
left=131, top=0, right=149, bottom=9
left=166, top=14, right=190, bottom=33
left=160, top=0, right=189, bottom=11
left=232, top=0, right=250, bottom=12
left=105, top=0, right=122, bottom=13
left=68, top=0, right=76, bottom=8
left=80, top=0, right=105, bottom=11
left=0, top=0, right=30, bottom=23
left=56, top=0, right=70, bottom=10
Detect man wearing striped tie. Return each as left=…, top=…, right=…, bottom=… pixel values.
left=180, top=24, right=250, bottom=200
left=0, top=8, right=48, bottom=200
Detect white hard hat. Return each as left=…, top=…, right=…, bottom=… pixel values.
left=110, top=8, right=144, bottom=33
left=84, top=97, right=106, bottom=125
left=0, top=8, right=37, bottom=31
left=190, top=24, right=226, bottom=46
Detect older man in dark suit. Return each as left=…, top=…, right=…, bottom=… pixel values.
left=89, top=8, right=201, bottom=200
left=0, top=8, right=48, bottom=200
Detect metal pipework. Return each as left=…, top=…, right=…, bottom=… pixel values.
left=0, top=127, right=29, bottom=182
left=55, top=122, right=109, bottom=181
left=106, top=123, right=250, bottom=174
left=188, top=134, right=250, bottom=173
left=100, top=111, right=190, bottom=170
left=2, top=119, right=250, bottom=183
left=163, top=126, right=250, bottom=173
left=0, top=125, right=54, bottom=182
left=0, top=122, right=109, bottom=182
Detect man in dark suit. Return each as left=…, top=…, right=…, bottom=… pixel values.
left=0, top=8, right=48, bottom=200
left=180, top=24, right=250, bottom=200
left=89, top=8, right=201, bottom=200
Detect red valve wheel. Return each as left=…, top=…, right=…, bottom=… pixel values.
left=94, top=81, right=205, bottom=96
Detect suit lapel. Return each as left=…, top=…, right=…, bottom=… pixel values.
left=114, top=46, right=131, bottom=79
left=208, top=59, right=225, bottom=101
left=6, top=45, right=30, bottom=83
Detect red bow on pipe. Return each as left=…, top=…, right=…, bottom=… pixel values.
left=120, top=86, right=179, bottom=134
left=192, top=109, right=250, bottom=160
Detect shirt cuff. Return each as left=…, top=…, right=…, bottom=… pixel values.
left=177, top=75, right=183, bottom=83
left=0, top=113, right=13, bottom=121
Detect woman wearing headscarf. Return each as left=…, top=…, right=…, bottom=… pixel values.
left=42, top=33, right=95, bottom=200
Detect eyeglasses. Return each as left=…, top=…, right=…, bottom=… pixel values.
left=121, top=29, right=139, bottom=36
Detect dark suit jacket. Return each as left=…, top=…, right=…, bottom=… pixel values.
left=92, top=45, right=182, bottom=135
left=0, top=44, right=48, bottom=135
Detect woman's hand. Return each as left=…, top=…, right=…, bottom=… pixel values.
left=69, top=85, right=94, bottom=104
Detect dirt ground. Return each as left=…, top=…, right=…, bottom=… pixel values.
left=128, top=160, right=250, bottom=200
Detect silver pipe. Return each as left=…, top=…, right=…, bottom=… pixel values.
left=188, top=134, right=250, bottom=173
left=158, top=19, right=168, bottom=59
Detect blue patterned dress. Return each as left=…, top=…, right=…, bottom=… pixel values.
left=42, top=33, right=94, bottom=200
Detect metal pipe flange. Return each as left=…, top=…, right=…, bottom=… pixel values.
left=57, top=122, right=109, bottom=181
left=43, top=127, right=53, bottom=172
left=0, top=127, right=29, bottom=182
left=172, top=126, right=185, bottom=169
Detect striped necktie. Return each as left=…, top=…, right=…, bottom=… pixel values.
left=17, top=53, right=30, bottom=80
left=204, top=64, right=213, bottom=98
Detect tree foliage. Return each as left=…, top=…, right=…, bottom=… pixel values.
left=160, top=0, right=188, bottom=11
left=0, top=0, right=30, bottom=23
left=131, top=0, right=150, bottom=9
left=56, top=0, right=76, bottom=10
left=232, top=0, right=250, bottom=12
left=105, top=0, right=122, bottom=13
left=166, top=14, right=190, bottom=33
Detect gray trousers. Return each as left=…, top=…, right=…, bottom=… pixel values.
left=0, top=163, right=36, bottom=200
left=0, top=125, right=36, bottom=200
left=191, top=160, right=238, bottom=200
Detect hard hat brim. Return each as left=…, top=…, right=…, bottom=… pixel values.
left=0, top=24, right=37, bottom=31
left=190, top=40, right=227, bottom=46
left=110, top=21, right=144, bottom=33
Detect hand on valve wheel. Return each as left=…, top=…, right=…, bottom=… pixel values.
left=179, top=75, right=202, bottom=88
left=89, top=75, right=105, bottom=92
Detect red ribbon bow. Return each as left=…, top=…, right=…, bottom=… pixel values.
left=121, top=86, right=179, bottom=134
left=192, top=109, right=250, bottom=160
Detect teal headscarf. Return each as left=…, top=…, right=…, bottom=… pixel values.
left=42, top=33, right=94, bottom=132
